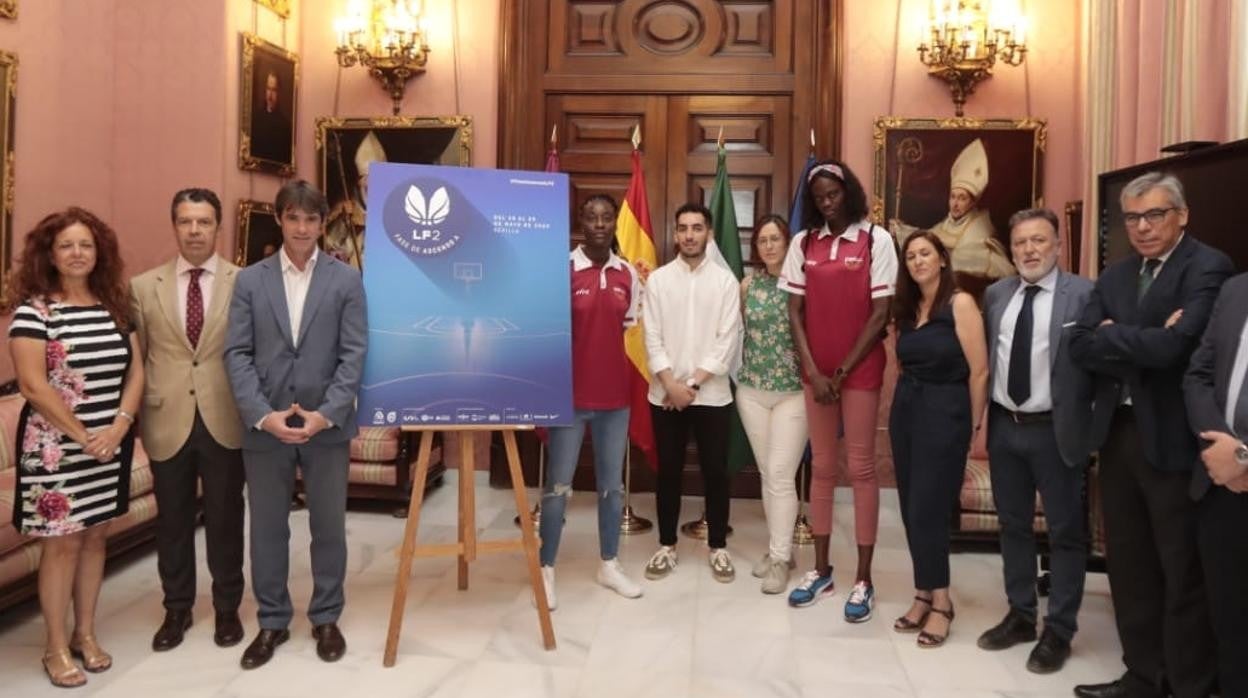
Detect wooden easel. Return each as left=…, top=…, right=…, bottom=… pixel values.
left=382, top=426, right=556, bottom=667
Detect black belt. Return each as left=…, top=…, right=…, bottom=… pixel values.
left=992, top=403, right=1053, bottom=424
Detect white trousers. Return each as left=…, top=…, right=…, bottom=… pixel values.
left=735, top=384, right=809, bottom=561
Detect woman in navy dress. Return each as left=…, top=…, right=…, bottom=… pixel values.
left=888, top=231, right=988, bottom=648
left=5, top=208, right=143, bottom=687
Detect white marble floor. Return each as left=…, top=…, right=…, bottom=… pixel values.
left=0, top=471, right=1123, bottom=697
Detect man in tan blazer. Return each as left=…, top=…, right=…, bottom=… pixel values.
left=130, top=188, right=246, bottom=652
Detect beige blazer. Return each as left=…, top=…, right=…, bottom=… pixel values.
left=129, top=257, right=243, bottom=461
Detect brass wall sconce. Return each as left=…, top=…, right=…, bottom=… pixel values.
left=334, top=0, right=430, bottom=115
left=918, top=1, right=1027, bottom=116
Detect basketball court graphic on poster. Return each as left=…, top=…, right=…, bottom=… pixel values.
left=356, top=162, right=572, bottom=428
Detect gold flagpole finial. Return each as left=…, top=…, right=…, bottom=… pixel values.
left=809, top=128, right=816, bottom=155
left=631, top=124, right=641, bottom=150
left=717, top=126, right=725, bottom=149
left=550, top=124, right=557, bottom=146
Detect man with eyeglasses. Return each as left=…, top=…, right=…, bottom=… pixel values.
left=1070, top=172, right=1231, bottom=698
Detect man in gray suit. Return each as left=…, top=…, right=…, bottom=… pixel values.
left=225, top=180, right=367, bottom=670
left=977, top=208, right=1094, bottom=674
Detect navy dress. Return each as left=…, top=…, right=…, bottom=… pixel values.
left=889, top=301, right=971, bottom=590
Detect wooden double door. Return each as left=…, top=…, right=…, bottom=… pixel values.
left=497, top=0, right=843, bottom=495
left=551, top=93, right=792, bottom=259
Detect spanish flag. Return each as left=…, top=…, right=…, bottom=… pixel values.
left=616, top=141, right=658, bottom=468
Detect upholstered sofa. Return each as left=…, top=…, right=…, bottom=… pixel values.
left=334, top=427, right=445, bottom=515
left=955, top=426, right=1108, bottom=574
left=0, top=389, right=160, bottom=611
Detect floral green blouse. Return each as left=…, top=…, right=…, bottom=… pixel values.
left=739, top=272, right=802, bottom=392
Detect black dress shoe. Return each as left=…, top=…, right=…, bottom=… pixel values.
left=151, top=609, right=193, bottom=652
left=239, top=628, right=289, bottom=670
left=976, top=610, right=1036, bottom=651
left=214, top=610, right=244, bottom=648
left=312, top=623, right=346, bottom=663
left=1026, top=628, right=1071, bottom=674
left=1073, top=679, right=1130, bottom=698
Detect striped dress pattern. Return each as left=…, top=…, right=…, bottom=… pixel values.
left=9, top=299, right=134, bottom=536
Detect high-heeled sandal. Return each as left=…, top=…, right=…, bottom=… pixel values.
left=893, top=595, right=932, bottom=633
left=68, top=634, right=112, bottom=673
left=42, top=649, right=87, bottom=688
left=917, top=605, right=955, bottom=648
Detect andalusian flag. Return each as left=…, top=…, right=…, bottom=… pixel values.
left=706, top=142, right=743, bottom=276
left=616, top=130, right=658, bottom=468
left=706, top=141, right=752, bottom=474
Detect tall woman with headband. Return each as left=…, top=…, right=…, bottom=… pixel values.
left=778, top=160, right=898, bottom=622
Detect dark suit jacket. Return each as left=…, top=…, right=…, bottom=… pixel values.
left=984, top=270, right=1096, bottom=467
left=1069, top=233, right=1233, bottom=473
left=1183, top=272, right=1248, bottom=498
left=224, top=251, right=368, bottom=452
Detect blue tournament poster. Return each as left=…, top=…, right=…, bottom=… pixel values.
left=357, top=162, right=572, bottom=427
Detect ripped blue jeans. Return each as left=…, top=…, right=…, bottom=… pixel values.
left=538, top=407, right=629, bottom=566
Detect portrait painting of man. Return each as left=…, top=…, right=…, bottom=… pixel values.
left=234, top=200, right=283, bottom=267
left=239, top=33, right=297, bottom=176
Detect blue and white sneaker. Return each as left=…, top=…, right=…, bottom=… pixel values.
left=844, top=580, right=875, bottom=623
left=787, top=570, right=835, bottom=608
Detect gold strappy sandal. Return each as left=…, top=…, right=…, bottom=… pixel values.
left=68, top=634, right=112, bottom=673
left=42, top=649, right=87, bottom=688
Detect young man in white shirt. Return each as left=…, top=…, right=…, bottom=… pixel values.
left=642, top=203, right=744, bottom=583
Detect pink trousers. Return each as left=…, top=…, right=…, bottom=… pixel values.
left=805, top=386, right=880, bottom=545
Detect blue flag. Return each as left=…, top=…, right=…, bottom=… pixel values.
left=789, top=153, right=817, bottom=231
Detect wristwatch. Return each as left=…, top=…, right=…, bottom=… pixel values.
left=684, top=377, right=701, bottom=391
left=1235, top=442, right=1248, bottom=466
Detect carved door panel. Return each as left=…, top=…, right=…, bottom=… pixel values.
left=666, top=94, right=793, bottom=262
left=545, top=94, right=668, bottom=248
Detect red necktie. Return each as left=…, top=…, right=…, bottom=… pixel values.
left=186, top=268, right=204, bottom=348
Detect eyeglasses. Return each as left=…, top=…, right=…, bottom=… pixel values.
left=1123, top=207, right=1178, bottom=227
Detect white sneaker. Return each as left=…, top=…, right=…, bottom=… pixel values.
left=597, top=559, right=643, bottom=599
left=752, top=553, right=797, bottom=578
left=760, top=559, right=791, bottom=594
left=536, top=565, right=557, bottom=611
left=645, top=545, right=678, bottom=580
left=709, top=548, right=735, bottom=583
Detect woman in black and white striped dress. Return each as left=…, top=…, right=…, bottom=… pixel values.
left=5, top=207, right=143, bottom=688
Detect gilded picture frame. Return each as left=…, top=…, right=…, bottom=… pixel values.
left=239, top=33, right=298, bottom=176
left=0, top=52, right=16, bottom=302
left=235, top=200, right=282, bottom=267
left=254, top=0, right=290, bottom=18
left=0, top=2, right=15, bottom=20
left=872, top=116, right=1046, bottom=295
left=314, top=115, right=472, bottom=269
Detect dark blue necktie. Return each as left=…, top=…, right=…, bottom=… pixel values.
left=1138, top=258, right=1161, bottom=301
left=1008, top=285, right=1042, bottom=406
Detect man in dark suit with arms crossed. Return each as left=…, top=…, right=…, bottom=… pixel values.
left=1070, top=172, right=1230, bottom=698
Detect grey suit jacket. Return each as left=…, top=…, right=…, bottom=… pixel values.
left=224, top=252, right=367, bottom=452
left=983, top=270, right=1095, bottom=467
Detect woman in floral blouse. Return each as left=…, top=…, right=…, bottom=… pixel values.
left=736, top=214, right=809, bottom=594
left=4, top=208, right=143, bottom=688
